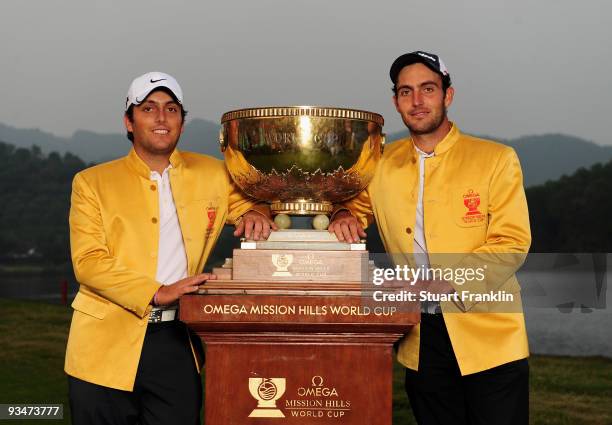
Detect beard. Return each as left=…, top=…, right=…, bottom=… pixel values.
left=403, top=107, right=447, bottom=136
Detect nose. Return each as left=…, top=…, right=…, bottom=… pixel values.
left=156, top=108, right=167, bottom=123
left=412, top=91, right=423, bottom=106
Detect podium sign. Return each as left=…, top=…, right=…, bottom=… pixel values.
left=180, top=284, right=419, bottom=424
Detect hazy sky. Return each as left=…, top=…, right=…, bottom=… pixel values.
left=1, top=0, right=611, bottom=144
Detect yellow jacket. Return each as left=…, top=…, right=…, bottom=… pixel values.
left=341, top=124, right=531, bottom=375
left=65, top=148, right=260, bottom=391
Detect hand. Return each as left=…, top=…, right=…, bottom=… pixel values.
left=154, top=273, right=216, bottom=306
left=328, top=210, right=366, bottom=243
left=234, top=210, right=278, bottom=241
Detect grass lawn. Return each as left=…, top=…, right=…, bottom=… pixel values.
left=0, top=298, right=610, bottom=424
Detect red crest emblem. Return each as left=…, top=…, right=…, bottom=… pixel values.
left=462, top=189, right=485, bottom=224
left=206, top=207, right=217, bottom=229
left=205, top=205, right=218, bottom=238
left=463, top=189, right=482, bottom=216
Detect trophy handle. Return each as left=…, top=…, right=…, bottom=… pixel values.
left=219, top=128, right=228, bottom=152
left=380, top=133, right=386, bottom=154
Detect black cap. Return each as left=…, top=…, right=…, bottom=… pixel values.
left=389, top=51, right=451, bottom=86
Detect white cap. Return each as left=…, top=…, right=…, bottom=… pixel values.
left=125, top=71, right=183, bottom=111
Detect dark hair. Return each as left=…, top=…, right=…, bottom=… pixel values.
left=124, top=87, right=188, bottom=142
left=391, top=73, right=452, bottom=96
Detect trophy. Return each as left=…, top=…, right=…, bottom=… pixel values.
left=216, top=106, right=384, bottom=283
left=182, top=107, right=417, bottom=425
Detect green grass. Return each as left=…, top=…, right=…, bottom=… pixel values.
left=0, top=299, right=73, bottom=424
left=0, top=298, right=610, bottom=424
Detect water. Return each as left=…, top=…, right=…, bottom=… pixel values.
left=0, top=274, right=79, bottom=304
left=525, top=306, right=612, bottom=357
left=519, top=254, right=611, bottom=357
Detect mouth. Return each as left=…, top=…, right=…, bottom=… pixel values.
left=410, top=110, right=430, bottom=118
left=153, top=128, right=170, bottom=135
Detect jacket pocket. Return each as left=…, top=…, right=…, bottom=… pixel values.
left=452, top=186, right=488, bottom=228
left=71, top=291, right=108, bottom=320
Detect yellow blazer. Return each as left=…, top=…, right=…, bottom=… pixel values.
left=340, top=124, right=531, bottom=375
left=65, top=148, right=262, bottom=391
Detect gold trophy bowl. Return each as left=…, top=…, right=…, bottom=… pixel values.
left=220, top=106, right=384, bottom=216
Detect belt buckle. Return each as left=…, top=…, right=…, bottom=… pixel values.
left=149, top=309, right=163, bottom=323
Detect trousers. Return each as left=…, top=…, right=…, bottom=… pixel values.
left=405, top=313, right=529, bottom=425
left=69, top=320, right=203, bottom=425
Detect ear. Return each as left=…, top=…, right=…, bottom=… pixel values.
left=124, top=114, right=133, bottom=133
left=444, top=86, right=455, bottom=109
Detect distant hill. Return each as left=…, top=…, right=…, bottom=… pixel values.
left=508, top=134, right=612, bottom=187
left=0, top=118, right=223, bottom=163
left=526, top=160, right=612, bottom=252
left=0, top=143, right=88, bottom=263
left=2, top=121, right=612, bottom=187
left=387, top=130, right=612, bottom=186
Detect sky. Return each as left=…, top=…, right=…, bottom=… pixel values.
left=1, top=0, right=611, bottom=144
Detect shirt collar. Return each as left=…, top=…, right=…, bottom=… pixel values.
left=150, top=164, right=172, bottom=179
left=414, top=143, right=435, bottom=158
left=126, top=147, right=184, bottom=179
left=407, top=122, right=461, bottom=158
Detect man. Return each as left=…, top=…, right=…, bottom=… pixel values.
left=329, top=52, right=531, bottom=424
left=65, top=72, right=275, bottom=424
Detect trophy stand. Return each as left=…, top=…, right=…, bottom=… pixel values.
left=181, top=209, right=419, bottom=424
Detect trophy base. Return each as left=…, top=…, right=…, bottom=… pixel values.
left=231, top=249, right=368, bottom=282
left=214, top=230, right=370, bottom=283
left=271, top=200, right=333, bottom=215
left=241, top=229, right=365, bottom=251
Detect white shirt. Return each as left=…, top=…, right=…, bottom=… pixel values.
left=413, top=144, right=439, bottom=313
left=413, top=144, right=434, bottom=268
left=150, top=166, right=188, bottom=286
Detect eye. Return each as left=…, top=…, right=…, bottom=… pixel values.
left=167, top=106, right=178, bottom=112
left=142, top=106, right=153, bottom=112
left=399, top=89, right=411, bottom=97
left=423, top=86, right=435, bottom=93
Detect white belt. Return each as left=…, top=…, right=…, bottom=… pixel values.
left=149, top=308, right=177, bottom=323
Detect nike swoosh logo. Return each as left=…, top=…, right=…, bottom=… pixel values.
left=150, top=78, right=166, bottom=83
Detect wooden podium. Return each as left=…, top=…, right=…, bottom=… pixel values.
left=180, top=278, right=419, bottom=425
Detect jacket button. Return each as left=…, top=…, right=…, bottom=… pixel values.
left=150, top=185, right=156, bottom=191
left=152, top=217, right=158, bottom=224
left=406, top=227, right=412, bottom=234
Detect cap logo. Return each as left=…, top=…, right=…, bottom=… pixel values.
left=125, top=72, right=183, bottom=111
left=417, top=52, right=436, bottom=62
